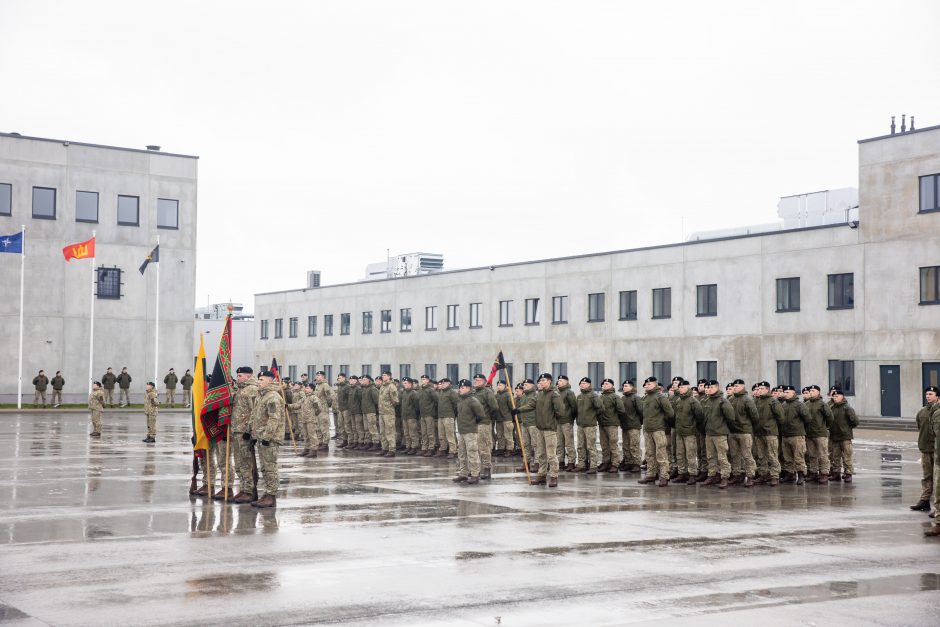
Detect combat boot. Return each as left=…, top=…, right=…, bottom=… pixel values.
left=307, top=451, right=317, bottom=458
left=232, top=492, right=253, bottom=504
left=718, top=477, right=728, bottom=489
left=632, top=465, right=644, bottom=474
left=924, top=525, right=940, bottom=537
left=669, top=468, right=679, bottom=481
left=842, top=473, right=852, bottom=483
left=318, top=444, right=329, bottom=451
left=452, top=475, right=468, bottom=482
left=586, top=468, right=597, bottom=475
left=253, top=494, right=277, bottom=508
left=686, top=474, right=697, bottom=486
left=729, top=474, right=743, bottom=485
left=531, top=475, right=547, bottom=486
left=529, top=463, right=539, bottom=474
left=638, top=476, right=656, bottom=484
left=299, top=449, right=310, bottom=457
left=466, top=476, right=480, bottom=485
left=548, top=477, right=558, bottom=488
left=657, top=477, right=669, bottom=487
left=597, top=461, right=610, bottom=473
left=677, top=473, right=690, bottom=484
left=742, top=476, right=753, bottom=488
left=565, top=463, right=576, bottom=472
left=768, top=477, right=779, bottom=486
left=702, top=475, right=718, bottom=486
left=695, top=470, right=708, bottom=482
left=481, top=469, right=491, bottom=480
left=607, top=465, right=619, bottom=474
left=817, top=474, right=829, bottom=485
left=618, top=461, right=629, bottom=471
left=806, top=471, right=818, bottom=482
left=796, top=471, right=805, bottom=485
left=829, top=471, right=842, bottom=482
left=195, top=484, right=210, bottom=496
left=212, top=488, right=235, bottom=501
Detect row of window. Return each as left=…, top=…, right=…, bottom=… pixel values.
left=0, top=183, right=179, bottom=229
left=274, top=359, right=856, bottom=394
left=259, top=268, right=940, bottom=339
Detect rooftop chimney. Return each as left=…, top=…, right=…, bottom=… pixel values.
left=910, top=116, right=916, bottom=131
left=146, top=145, right=161, bottom=151
left=901, top=114, right=907, bottom=133
left=890, top=116, right=896, bottom=134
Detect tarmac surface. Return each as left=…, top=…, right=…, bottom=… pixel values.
left=0, top=410, right=938, bottom=626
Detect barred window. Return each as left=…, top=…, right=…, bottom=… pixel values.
left=96, top=267, right=122, bottom=299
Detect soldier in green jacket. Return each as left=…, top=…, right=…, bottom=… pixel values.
left=180, top=369, right=194, bottom=408
left=436, top=378, right=459, bottom=458
left=163, top=368, right=179, bottom=407
left=512, top=380, right=539, bottom=473
left=453, top=380, right=485, bottom=485
left=117, top=367, right=132, bottom=406
left=828, top=389, right=858, bottom=482
left=673, top=380, right=704, bottom=484
left=752, top=381, right=783, bottom=486
left=804, top=385, right=834, bottom=483
left=417, top=375, right=439, bottom=455
left=779, top=385, right=811, bottom=484
left=576, top=377, right=602, bottom=473
left=638, top=377, right=675, bottom=486
left=400, top=378, right=421, bottom=454
left=531, top=373, right=564, bottom=487
left=250, top=370, right=286, bottom=508
left=495, top=381, right=515, bottom=457
left=922, top=387, right=940, bottom=535
left=701, top=380, right=734, bottom=488
left=51, top=371, right=65, bottom=407
left=597, top=379, right=623, bottom=473
left=88, top=381, right=105, bottom=436
left=100, top=367, right=116, bottom=407
left=554, top=375, right=578, bottom=472
left=33, top=370, right=51, bottom=408
left=619, top=380, right=643, bottom=472
left=347, top=376, right=364, bottom=449
left=360, top=375, right=381, bottom=450
left=728, top=379, right=758, bottom=487
left=912, top=386, right=939, bottom=512
left=472, top=374, right=499, bottom=479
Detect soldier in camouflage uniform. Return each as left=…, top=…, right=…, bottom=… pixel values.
left=597, top=378, right=623, bottom=473
left=288, top=383, right=322, bottom=457
left=752, top=381, right=783, bottom=486
left=418, top=374, right=439, bottom=455
left=163, top=368, right=178, bottom=407
left=335, top=373, right=350, bottom=448
left=619, top=380, right=643, bottom=472
left=638, top=376, right=675, bottom=486
left=728, top=378, right=758, bottom=486
left=377, top=372, right=400, bottom=456
left=250, top=370, right=286, bottom=508
left=513, top=379, right=539, bottom=473
left=232, top=367, right=260, bottom=503
left=314, top=370, right=334, bottom=451
left=532, top=373, right=564, bottom=487
left=117, top=367, right=132, bottom=406
left=143, top=382, right=158, bottom=443
left=88, top=381, right=105, bottom=437
left=575, top=377, right=601, bottom=473
left=346, top=376, right=364, bottom=449
left=472, top=373, right=499, bottom=479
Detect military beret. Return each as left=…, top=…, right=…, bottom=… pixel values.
left=602, top=378, right=615, bottom=386
left=678, top=379, right=690, bottom=386
left=783, top=385, right=796, bottom=391
left=439, top=377, right=451, bottom=383
left=831, top=388, right=844, bottom=396
left=926, top=386, right=940, bottom=394
left=708, top=379, right=720, bottom=386
left=337, top=372, right=347, bottom=378
left=316, top=370, right=326, bottom=376
left=458, top=379, right=472, bottom=388
left=643, top=376, right=657, bottom=384
left=420, top=374, right=430, bottom=380
left=522, top=378, right=534, bottom=385
left=236, top=366, right=253, bottom=374
left=580, top=377, right=591, bottom=384
left=697, top=379, right=709, bottom=386
left=473, top=373, right=486, bottom=380
left=757, top=381, right=770, bottom=388
left=622, top=379, right=635, bottom=387
left=147, top=381, right=155, bottom=387
left=349, top=375, right=359, bottom=380
left=381, top=370, right=392, bottom=376
left=671, top=376, right=683, bottom=383
left=93, top=380, right=101, bottom=386
left=751, top=383, right=759, bottom=390
left=305, top=383, right=315, bottom=390
left=537, top=372, right=553, bottom=382
left=808, top=384, right=821, bottom=392
left=730, top=378, right=743, bottom=385
left=258, top=370, right=275, bottom=378
left=558, top=374, right=569, bottom=382
left=515, top=383, right=524, bottom=390
left=725, top=383, right=733, bottom=389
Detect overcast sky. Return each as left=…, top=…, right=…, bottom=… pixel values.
left=2, top=1, right=938, bottom=310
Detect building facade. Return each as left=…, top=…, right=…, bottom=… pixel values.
left=254, top=125, right=940, bottom=421
left=0, top=133, right=198, bottom=403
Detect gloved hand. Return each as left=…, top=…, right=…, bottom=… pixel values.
left=261, top=440, right=270, bottom=447
left=510, top=408, right=520, bottom=417
left=242, top=432, right=251, bottom=441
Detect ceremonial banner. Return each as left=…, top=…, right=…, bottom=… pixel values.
left=63, top=236, right=95, bottom=261
left=192, top=335, right=208, bottom=453
left=201, top=315, right=233, bottom=444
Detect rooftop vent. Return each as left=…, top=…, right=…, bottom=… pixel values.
left=146, top=145, right=161, bottom=151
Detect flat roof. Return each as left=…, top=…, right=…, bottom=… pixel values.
left=0, top=132, right=199, bottom=159
left=857, top=123, right=940, bottom=144
left=256, top=221, right=850, bottom=297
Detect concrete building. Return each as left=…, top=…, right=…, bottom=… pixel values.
left=0, top=133, right=198, bottom=403
left=193, top=302, right=255, bottom=376
left=254, top=124, right=940, bottom=421
left=364, top=252, right=444, bottom=280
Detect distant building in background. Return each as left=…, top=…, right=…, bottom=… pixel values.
left=194, top=302, right=249, bottom=320
left=193, top=303, right=254, bottom=374
left=364, top=252, right=443, bottom=280
left=307, top=270, right=321, bottom=288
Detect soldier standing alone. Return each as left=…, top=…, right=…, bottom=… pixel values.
left=143, top=382, right=158, bottom=443
left=51, top=371, right=65, bottom=407
left=163, top=368, right=178, bottom=407
left=88, top=381, right=105, bottom=437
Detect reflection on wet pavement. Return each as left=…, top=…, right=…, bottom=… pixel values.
left=0, top=412, right=939, bottom=625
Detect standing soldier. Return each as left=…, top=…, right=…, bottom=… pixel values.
left=163, top=368, right=179, bottom=407
left=287, top=383, right=315, bottom=456
left=512, top=379, right=539, bottom=472
left=436, top=378, right=460, bottom=459
left=702, top=380, right=734, bottom=488
left=828, top=388, right=858, bottom=482
left=143, top=382, right=158, bottom=443
left=912, top=387, right=939, bottom=512
left=232, top=367, right=260, bottom=503
left=181, top=369, right=194, bottom=408
left=728, top=378, right=758, bottom=487
left=597, top=378, right=623, bottom=473
left=575, top=377, right=602, bottom=473
left=88, top=381, right=105, bottom=437
left=494, top=380, right=515, bottom=457
left=33, top=370, right=50, bottom=407
left=51, top=371, right=65, bottom=407
left=250, top=370, right=286, bottom=508
left=453, top=379, right=485, bottom=484
left=335, top=373, right=350, bottom=448
left=695, top=379, right=710, bottom=475
left=804, top=385, right=834, bottom=484
left=378, top=371, right=399, bottom=457
left=347, top=376, right=364, bottom=449
left=400, top=378, right=421, bottom=454
left=417, top=374, right=439, bottom=456
left=532, top=373, right=564, bottom=487
left=638, top=377, right=675, bottom=486
left=920, top=387, right=940, bottom=534
left=554, top=375, right=578, bottom=472
left=752, top=381, right=783, bottom=486
left=117, top=367, right=132, bottom=407
left=673, top=379, right=704, bottom=484
left=779, top=385, right=811, bottom=484
left=472, top=373, right=499, bottom=479
left=314, top=370, right=334, bottom=451
left=360, top=375, right=381, bottom=450
left=100, top=367, right=116, bottom=407
left=619, top=380, right=643, bottom=472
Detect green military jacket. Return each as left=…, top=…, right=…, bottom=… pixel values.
left=754, top=393, right=783, bottom=436
left=673, top=391, right=704, bottom=438
left=252, top=384, right=287, bottom=444
left=597, top=389, right=622, bottom=428
left=473, top=386, right=499, bottom=422
left=100, top=373, right=115, bottom=390
left=360, top=383, right=379, bottom=414
left=576, top=390, right=602, bottom=428
left=916, top=401, right=939, bottom=453
left=516, top=390, right=537, bottom=427
left=51, top=375, right=65, bottom=390
left=804, top=397, right=833, bottom=438
left=33, top=374, right=49, bottom=391
left=641, top=391, right=675, bottom=432
left=401, top=388, right=420, bottom=420
left=437, top=387, right=459, bottom=419
left=729, top=391, right=758, bottom=434
left=828, top=399, right=858, bottom=441
left=456, top=392, right=486, bottom=434
left=232, top=378, right=260, bottom=433
left=145, top=389, right=159, bottom=416
left=779, top=397, right=811, bottom=437
left=117, top=372, right=132, bottom=389
left=619, top=392, right=643, bottom=430
left=336, top=381, right=349, bottom=411
left=378, top=381, right=399, bottom=415
left=417, top=383, right=438, bottom=418
left=555, top=384, right=578, bottom=424
left=180, top=374, right=194, bottom=390
left=495, top=389, right=514, bottom=422
left=347, top=384, right=362, bottom=414
left=88, top=388, right=105, bottom=410
left=703, top=392, right=734, bottom=436
left=535, top=385, right=564, bottom=431
left=931, top=405, right=940, bottom=462
left=164, top=373, right=178, bottom=389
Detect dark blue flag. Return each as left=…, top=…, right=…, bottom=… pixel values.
left=0, top=231, right=23, bottom=254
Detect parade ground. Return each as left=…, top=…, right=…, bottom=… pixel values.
left=1, top=411, right=939, bottom=626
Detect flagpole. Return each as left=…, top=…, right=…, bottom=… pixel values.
left=16, top=225, right=25, bottom=409
left=88, top=230, right=96, bottom=393
left=153, top=235, right=160, bottom=383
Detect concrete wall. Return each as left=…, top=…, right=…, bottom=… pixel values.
left=0, top=134, right=198, bottom=403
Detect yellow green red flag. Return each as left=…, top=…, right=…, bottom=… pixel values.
left=192, top=334, right=208, bottom=452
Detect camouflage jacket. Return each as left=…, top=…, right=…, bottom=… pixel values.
left=88, top=389, right=105, bottom=411
left=378, top=381, right=399, bottom=414
left=145, top=389, right=159, bottom=415
left=315, top=381, right=334, bottom=410
left=252, top=384, right=287, bottom=444
left=232, top=378, right=260, bottom=434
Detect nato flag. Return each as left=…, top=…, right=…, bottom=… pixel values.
left=0, top=231, right=23, bottom=254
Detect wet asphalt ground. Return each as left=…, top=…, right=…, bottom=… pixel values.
left=0, top=410, right=938, bottom=626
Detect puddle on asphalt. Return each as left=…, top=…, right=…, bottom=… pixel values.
left=185, top=571, right=278, bottom=598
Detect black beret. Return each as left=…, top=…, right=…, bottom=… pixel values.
left=236, top=366, right=253, bottom=374
left=671, top=376, right=683, bottom=383
left=439, top=377, right=451, bottom=383
left=602, top=378, right=615, bottom=386
left=558, top=375, right=569, bottom=381
left=580, top=377, right=591, bottom=384
left=349, top=375, right=359, bottom=380
left=697, top=379, right=708, bottom=385
left=725, top=383, right=733, bottom=389
left=537, top=372, right=552, bottom=382
left=926, top=386, right=940, bottom=394
left=420, top=374, right=430, bottom=380
left=458, top=379, right=472, bottom=388
left=808, top=384, right=821, bottom=391
left=678, top=379, right=690, bottom=386
left=473, top=373, right=486, bottom=380
left=258, top=370, right=275, bottom=378
left=93, top=380, right=101, bottom=386
left=361, top=374, right=373, bottom=381
left=515, top=383, right=524, bottom=390
left=732, top=378, right=745, bottom=385
left=316, top=370, right=326, bottom=376
left=522, top=378, right=535, bottom=385
left=381, top=370, right=392, bottom=376
left=831, top=388, right=844, bottom=396
left=643, top=376, right=657, bottom=384
left=783, top=385, right=796, bottom=391
left=708, top=379, right=720, bottom=386
left=305, top=383, right=315, bottom=389
left=757, top=381, right=770, bottom=388
left=751, top=383, right=759, bottom=390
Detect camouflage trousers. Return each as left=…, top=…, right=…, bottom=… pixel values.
left=380, top=413, right=396, bottom=451
left=599, top=425, right=622, bottom=466
left=782, top=436, right=807, bottom=473
left=806, top=436, right=830, bottom=475
left=525, top=425, right=539, bottom=461
left=350, top=413, right=364, bottom=445
left=697, top=433, right=707, bottom=469
left=365, top=412, right=380, bottom=444
left=404, top=418, right=419, bottom=449
left=829, top=439, right=854, bottom=474
left=183, top=389, right=192, bottom=407
left=439, top=417, right=457, bottom=453
left=918, top=453, right=934, bottom=502
left=556, top=422, right=575, bottom=466
left=669, top=429, right=678, bottom=471
left=675, top=434, right=699, bottom=475
left=233, top=433, right=256, bottom=493
left=477, top=423, right=493, bottom=471
left=457, top=432, right=481, bottom=478
left=214, top=438, right=234, bottom=489
left=576, top=425, right=599, bottom=470
left=706, top=435, right=731, bottom=478
left=102, top=389, right=112, bottom=405
left=199, top=450, right=217, bottom=489
left=496, top=421, right=514, bottom=451
left=318, top=411, right=331, bottom=445
left=337, top=409, right=350, bottom=444
left=535, top=428, right=559, bottom=479
left=119, top=389, right=130, bottom=405
left=52, top=390, right=62, bottom=405
left=420, top=416, right=437, bottom=451
left=644, top=430, right=670, bottom=480
left=145, top=412, right=157, bottom=438
left=165, top=389, right=176, bottom=405
left=729, top=433, right=756, bottom=477
left=755, top=434, right=781, bottom=479
left=621, top=428, right=642, bottom=465
left=304, top=416, right=320, bottom=451
left=934, top=457, right=940, bottom=512
left=258, top=442, right=280, bottom=496
left=90, top=410, right=102, bottom=433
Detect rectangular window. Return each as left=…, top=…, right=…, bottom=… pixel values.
left=380, top=363, right=391, bottom=376
left=551, top=362, right=567, bottom=380
left=829, top=360, right=855, bottom=396
left=652, top=361, right=671, bottom=385
left=323, top=365, right=332, bottom=383
left=776, top=277, right=801, bottom=312
left=696, top=361, right=717, bottom=382
left=499, top=300, right=513, bottom=326
left=361, top=364, right=372, bottom=378
left=32, top=186, right=56, bottom=220
left=117, top=194, right=139, bottom=226
left=827, top=273, right=854, bottom=309
left=524, top=363, right=540, bottom=382
left=274, top=318, right=283, bottom=339
left=323, top=314, right=333, bottom=336
left=776, top=360, right=801, bottom=390
left=920, top=266, right=940, bottom=304
left=619, top=290, right=637, bottom=320
left=288, top=317, right=298, bottom=338
left=399, top=364, right=411, bottom=380
left=307, top=365, right=316, bottom=381
left=425, top=306, right=438, bottom=330
left=400, top=308, right=412, bottom=332
left=920, top=173, right=939, bottom=213
left=501, top=362, right=514, bottom=386
left=447, top=304, right=459, bottom=329
left=0, top=183, right=10, bottom=216
left=696, top=284, right=718, bottom=317
left=424, top=364, right=437, bottom=380
left=96, top=267, right=122, bottom=299
left=362, top=311, right=373, bottom=334
left=552, top=295, right=568, bottom=324
left=447, top=363, right=459, bottom=382
left=587, top=362, right=604, bottom=389
left=652, top=288, right=672, bottom=319
left=469, top=302, right=482, bottom=328
left=260, top=319, right=269, bottom=339
left=469, top=363, right=482, bottom=378
left=339, top=365, right=349, bottom=378
left=340, top=313, right=350, bottom=335
left=619, top=362, right=637, bottom=385
left=288, top=365, right=297, bottom=381
left=525, top=298, right=540, bottom=325
left=380, top=309, right=391, bottom=333
left=75, top=191, right=98, bottom=223
left=307, top=315, right=317, bottom=337
left=157, top=198, right=179, bottom=229
left=588, top=293, right=605, bottom=322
